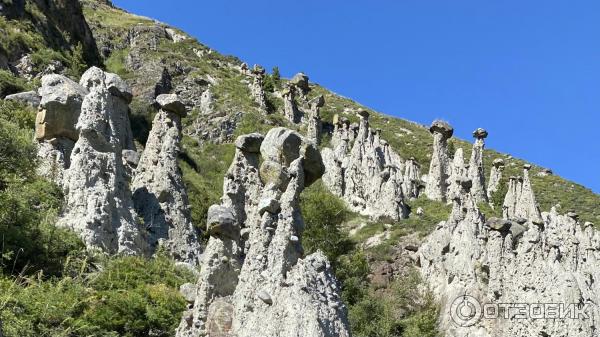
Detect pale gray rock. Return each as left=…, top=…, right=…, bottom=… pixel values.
left=58, top=67, right=144, bottom=255
left=180, top=283, right=198, bottom=303
left=402, top=157, right=422, bottom=199
left=36, top=74, right=88, bottom=141
left=282, top=85, right=301, bottom=124
left=425, top=120, right=453, bottom=201
left=132, top=94, right=201, bottom=264
left=306, top=95, right=324, bottom=144
left=5, top=90, right=40, bottom=108
left=176, top=129, right=350, bottom=337
left=420, top=174, right=600, bottom=337
left=468, top=128, right=488, bottom=203
left=122, top=149, right=140, bottom=167
left=249, top=64, right=268, bottom=112
left=537, top=168, right=553, bottom=177
left=290, top=72, right=310, bottom=95
left=513, top=165, right=543, bottom=224
left=234, top=133, right=264, bottom=153
left=322, top=110, right=410, bottom=221
left=199, top=87, right=214, bottom=114
left=36, top=137, right=75, bottom=187
left=502, top=176, right=519, bottom=219
left=447, top=148, right=467, bottom=202
left=156, top=93, right=187, bottom=116
left=487, top=158, right=505, bottom=198
left=206, top=204, right=237, bottom=240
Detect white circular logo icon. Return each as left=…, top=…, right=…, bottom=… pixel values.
left=450, top=295, right=482, bottom=327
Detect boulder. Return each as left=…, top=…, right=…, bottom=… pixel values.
left=5, top=90, right=40, bottom=108
left=36, top=74, right=88, bottom=141
left=290, top=72, right=309, bottom=92
left=235, top=133, right=264, bottom=153
left=429, top=120, right=454, bottom=139
left=156, top=93, right=187, bottom=116
left=206, top=205, right=237, bottom=240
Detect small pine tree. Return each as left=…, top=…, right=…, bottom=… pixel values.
left=68, top=43, right=88, bottom=78
left=272, top=66, right=281, bottom=85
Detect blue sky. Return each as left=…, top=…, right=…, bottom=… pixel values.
left=114, top=0, right=599, bottom=193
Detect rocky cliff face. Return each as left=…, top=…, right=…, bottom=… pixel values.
left=419, top=164, right=600, bottom=337
left=177, top=127, right=349, bottom=337
left=0, top=0, right=100, bottom=79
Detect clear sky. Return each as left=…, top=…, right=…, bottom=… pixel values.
left=113, top=0, right=599, bottom=193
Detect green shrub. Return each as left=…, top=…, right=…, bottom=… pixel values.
left=180, top=141, right=235, bottom=233
left=0, top=70, right=31, bottom=97
left=347, top=269, right=439, bottom=337
left=0, top=100, right=36, bottom=129
left=0, top=255, right=194, bottom=337
left=0, top=110, right=83, bottom=277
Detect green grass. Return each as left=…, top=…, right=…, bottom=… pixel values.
left=82, top=2, right=152, bottom=29
left=179, top=140, right=235, bottom=233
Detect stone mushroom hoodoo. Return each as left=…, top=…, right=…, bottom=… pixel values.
left=35, top=67, right=202, bottom=263
left=468, top=127, right=489, bottom=204
left=321, top=109, right=413, bottom=221
left=419, top=161, right=600, bottom=336
left=281, top=84, right=301, bottom=123
left=58, top=67, right=144, bottom=255
left=306, top=94, right=324, bottom=144
left=249, top=64, right=268, bottom=112
left=487, top=158, right=505, bottom=199
left=425, top=120, right=453, bottom=202
left=35, top=74, right=89, bottom=186
left=176, top=127, right=349, bottom=337
left=131, top=94, right=201, bottom=265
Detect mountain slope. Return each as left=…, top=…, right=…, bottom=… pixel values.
left=78, top=0, right=599, bottom=225
left=0, top=1, right=598, bottom=336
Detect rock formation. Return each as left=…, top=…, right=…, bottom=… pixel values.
left=402, top=157, right=422, bottom=199
left=510, top=164, right=544, bottom=224
left=281, top=84, right=301, bottom=124
left=58, top=67, right=144, bottom=255
left=425, top=120, right=453, bottom=202
left=249, top=64, right=268, bottom=111
left=5, top=90, right=40, bottom=108
left=321, top=110, right=412, bottom=221
left=487, top=158, right=505, bottom=198
left=290, top=72, right=309, bottom=96
left=177, top=128, right=349, bottom=337
left=306, top=94, right=324, bottom=144
left=35, top=74, right=88, bottom=186
left=132, top=94, right=201, bottom=265
left=468, top=128, right=489, bottom=203
left=447, top=148, right=467, bottom=201
left=419, top=170, right=600, bottom=337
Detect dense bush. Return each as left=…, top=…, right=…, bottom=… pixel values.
left=347, top=268, right=439, bottom=337
left=0, top=255, right=194, bottom=337
left=0, top=103, right=84, bottom=276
